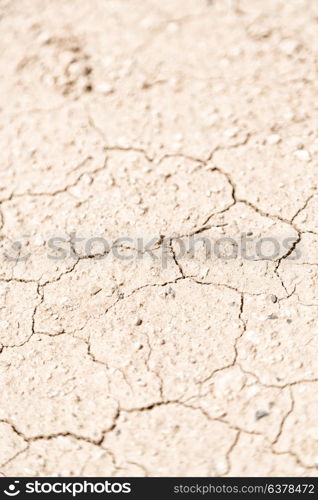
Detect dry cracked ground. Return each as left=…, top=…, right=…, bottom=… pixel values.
left=0, top=0, right=318, bottom=477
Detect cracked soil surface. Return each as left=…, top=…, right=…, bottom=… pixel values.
left=1, top=0, right=318, bottom=477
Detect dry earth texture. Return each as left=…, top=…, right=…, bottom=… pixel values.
left=1, top=0, right=318, bottom=477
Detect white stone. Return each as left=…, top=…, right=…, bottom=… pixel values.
left=280, top=39, right=300, bottom=55
left=267, top=134, right=281, bottom=145
left=96, top=83, right=114, bottom=95
left=294, top=149, right=311, bottom=162
left=224, top=127, right=239, bottom=138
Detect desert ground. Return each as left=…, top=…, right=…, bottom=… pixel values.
left=0, top=0, right=318, bottom=477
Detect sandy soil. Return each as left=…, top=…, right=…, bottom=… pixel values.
left=1, top=0, right=318, bottom=477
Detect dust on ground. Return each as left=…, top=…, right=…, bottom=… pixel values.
left=1, top=0, right=318, bottom=477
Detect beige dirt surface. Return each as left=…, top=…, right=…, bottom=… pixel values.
left=1, top=0, right=318, bottom=477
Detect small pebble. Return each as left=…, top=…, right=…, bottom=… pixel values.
left=167, top=22, right=179, bottom=33
left=34, top=235, right=44, bottom=246
left=267, top=134, right=281, bottom=145
left=135, top=318, right=142, bottom=326
left=82, top=174, right=92, bottom=185
left=255, top=410, right=269, bottom=421
left=287, top=136, right=303, bottom=150
left=174, top=133, right=183, bottom=143
left=293, top=361, right=302, bottom=369
left=167, top=287, right=175, bottom=298
left=279, top=39, right=300, bottom=56
left=267, top=313, right=278, bottom=320
left=96, top=83, right=114, bottom=95
left=224, top=127, right=239, bottom=138
left=270, top=295, right=278, bottom=303
left=294, top=149, right=311, bottom=162
left=68, top=61, right=82, bottom=76
left=139, top=205, right=148, bottom=214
